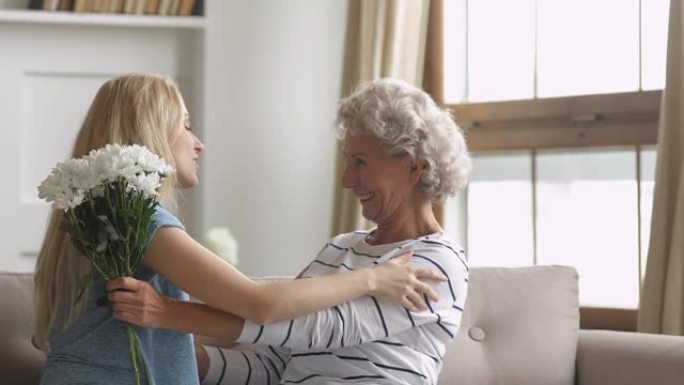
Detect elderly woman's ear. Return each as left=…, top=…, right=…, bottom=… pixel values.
left=406, top=156, right=426, bottom=185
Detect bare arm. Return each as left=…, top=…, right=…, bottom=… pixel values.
left=108, top=281, right=244, bottom=345
left=107, top=227, right=443, bottom=324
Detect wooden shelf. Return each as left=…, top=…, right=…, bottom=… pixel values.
left=0, top=9, right=205, bottom=29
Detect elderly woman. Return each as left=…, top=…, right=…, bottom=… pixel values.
left=110, top=78, right=471, bottom=385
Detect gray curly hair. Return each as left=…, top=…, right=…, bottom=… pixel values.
left=336, top=78, right=471, bottom=202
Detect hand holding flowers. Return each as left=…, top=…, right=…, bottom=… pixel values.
left=38, top=143, right=174, bottom=385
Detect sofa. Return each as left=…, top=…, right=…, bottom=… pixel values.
left=438, top=265, right=684, bottom=385
left=2, top=266, right=684, bottom=385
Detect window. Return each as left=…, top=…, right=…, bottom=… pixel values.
left=443, top=0, right=669, bottom=103
left=430, top=0, right=670, bottom=328
left=464, top=152, right=534, bottom=267
left=443, top=146, right=656, bottom=308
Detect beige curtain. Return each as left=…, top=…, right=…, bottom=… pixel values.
left=638, top=0, right=684, bottom=335
left=331, top=0, right=432, bottom=235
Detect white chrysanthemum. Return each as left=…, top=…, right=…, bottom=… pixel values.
left=38, top=143, right=174, bottom=211
left=38, top=159, right=90, bottom=210
left=126, top=172, right=162, bottom=198
left=37, top=168, right=67, bottom=201
left=128, top=144, right=174, bottom=176
left=66, top=158, right=99, bottom=191
left=88, top=144, right=139, bottom=183
left=203, top=227, right=239, bottom=266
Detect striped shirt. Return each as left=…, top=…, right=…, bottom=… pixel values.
left=202, top=231, right=468, bottom=385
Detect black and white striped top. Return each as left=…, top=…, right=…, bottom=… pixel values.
left=202, top=231, right=468, bottom=385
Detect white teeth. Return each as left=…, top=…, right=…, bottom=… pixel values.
left=359, top=193, right=373, bottom=201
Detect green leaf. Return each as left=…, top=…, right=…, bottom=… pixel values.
left=96, top=241, right=108, bottom=253
left=97, top=215, right=121, bottom=242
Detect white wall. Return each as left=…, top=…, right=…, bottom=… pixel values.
left=203, top=0, right=348, bottom=276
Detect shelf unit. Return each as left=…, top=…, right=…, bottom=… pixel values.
left=0, top=9, right=205, bottom=28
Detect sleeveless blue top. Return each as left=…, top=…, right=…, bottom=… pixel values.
left=41, top=205, right=198, bottom=385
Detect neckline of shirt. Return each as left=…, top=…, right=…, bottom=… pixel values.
left=355, top=229, right=446, bottom=254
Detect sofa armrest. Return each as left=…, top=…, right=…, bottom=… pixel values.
left=576, top=329, right=684, bottom=385
left=0, top=273, right=44, bottom=385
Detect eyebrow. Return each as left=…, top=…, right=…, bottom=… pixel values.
left=342, top=150, right=366, bottom=157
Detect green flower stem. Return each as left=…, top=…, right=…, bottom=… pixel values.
left=117, top=180, right=132, bottom=274
left=125, top=322, right=146, bottom=385
left=103, top=186, right=120, bottom=277
left=132, top=194, right=146, bottom=268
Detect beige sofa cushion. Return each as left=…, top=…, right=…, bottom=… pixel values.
left=577, top=330, right=684, bottom=385
left=438, top=265, right=579, bottom=385
left=0, top=273, right=44, bottom=385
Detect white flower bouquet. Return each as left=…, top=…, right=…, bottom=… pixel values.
left=38, top=143, right=174, bottom=385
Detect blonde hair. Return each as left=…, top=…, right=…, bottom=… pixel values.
left=34, top=73, right=185, bottom=344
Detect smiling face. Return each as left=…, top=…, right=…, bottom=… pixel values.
left=170, top=100, right=205, bottom=188
left=341, top=133, right=420, bottom=225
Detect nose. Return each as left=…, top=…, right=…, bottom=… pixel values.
left=341, top=162, right=356, bottom=189
left=194, top=134, right=205, bottom=153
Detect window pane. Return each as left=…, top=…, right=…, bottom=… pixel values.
left=467, top=0, right=535, bottom=102
left=443, top=0, right=467, bottom=103
left=467, top=152, right=534, bottom=266
left=537, top=0, right=640, bottom=97
left=642, top=0, right=670, bottom=90
left=536, top=149, right=639, bottom=308
left=640, top=146, right=657, bottom=281
left=442, top=193, right=467, bottom=252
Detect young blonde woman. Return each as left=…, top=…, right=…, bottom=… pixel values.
left=34, top=73, right=444, bottom=385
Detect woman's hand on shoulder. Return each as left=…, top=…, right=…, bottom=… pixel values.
left=106, top=277, right=173, bottom=329
left=369, top=252, right=446, bottom=312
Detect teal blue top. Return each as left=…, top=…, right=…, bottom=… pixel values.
left=41, top=205, right=199, bottom=385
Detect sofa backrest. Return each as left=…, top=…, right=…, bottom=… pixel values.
left=438, top=265, right=580, bottom=385
left=0, top=272, right=44, bottom=385
left=2, top=267, right=580, bottom=385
